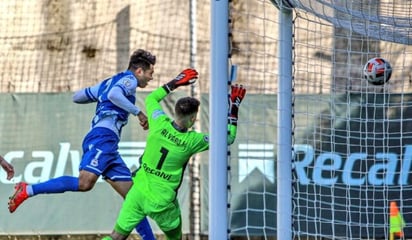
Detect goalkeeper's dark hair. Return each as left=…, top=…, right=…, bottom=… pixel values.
left=175, top=97, right=200, bottom=118
left=128, top=49, right=156, bottom=71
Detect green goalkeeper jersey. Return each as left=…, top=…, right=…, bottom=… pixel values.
left=134, top=86, right=237, bottom=204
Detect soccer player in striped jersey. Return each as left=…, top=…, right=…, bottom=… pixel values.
left=8, top=49, right=156, bottom=240
left=103, top=69, right=246, bottom=240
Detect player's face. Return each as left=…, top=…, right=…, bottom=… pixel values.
left=137, top=65, right=154, bottom=88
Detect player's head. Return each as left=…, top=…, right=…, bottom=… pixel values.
left=128, top=49, right=156, bottom=88
left=175, top=97, right=200, bottom=129
left=128, top=49, right=156, bottom=70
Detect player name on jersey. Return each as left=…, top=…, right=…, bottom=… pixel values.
left=160, top=129, right=188, bottom=147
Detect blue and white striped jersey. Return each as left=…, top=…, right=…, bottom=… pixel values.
left=73, top=70, right=142, bottom=138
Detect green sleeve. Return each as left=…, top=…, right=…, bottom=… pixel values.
left=228, top=124, right=237, bottom=145
left=145, top=86, right=168, bottom=115
left=145, top=87, right=169, bottom=126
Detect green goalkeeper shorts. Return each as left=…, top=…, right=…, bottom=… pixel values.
left=115, top=184, right=182, bottom=235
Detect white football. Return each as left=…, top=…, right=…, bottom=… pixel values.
left=363, top=57, right=392, bottom=85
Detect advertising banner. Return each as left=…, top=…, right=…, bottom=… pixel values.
left=2, top=92, right=411, bottom=238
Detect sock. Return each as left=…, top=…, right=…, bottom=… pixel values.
left=31, top=176, right=79, bottom=195
left=26, top=185, right=34, bottom=196
left=135, top=217, right=155, bottom=240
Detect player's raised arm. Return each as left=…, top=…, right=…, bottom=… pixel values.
left=163, top=68, right=198, bottom=93
left=145, top=68, right=199, bottom=119
left=146, top=67, right=198, bottom=112
left=227, top=84, right=246, bottom=145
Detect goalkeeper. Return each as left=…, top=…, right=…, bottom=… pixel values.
left=103, top=69, right=247, bottom=240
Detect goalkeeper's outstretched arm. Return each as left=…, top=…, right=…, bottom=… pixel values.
left=227, top=84, right=247, bottom=145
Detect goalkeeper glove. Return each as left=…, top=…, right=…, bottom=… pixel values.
left=228, top=84, right=246, bottom=126
left=164, top=68, right=198, bottom=93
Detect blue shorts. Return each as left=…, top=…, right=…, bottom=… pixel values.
left=80, top=127, right=132, bottom=181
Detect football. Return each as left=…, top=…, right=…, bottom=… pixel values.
left=363, top=57, right=392, bottom=85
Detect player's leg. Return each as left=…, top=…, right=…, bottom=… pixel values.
left=33, top=170, right=98, bottom=193
left=106, top=178, right=132, bottom=197
left=106, top=177, right=155, bottom=240
left=30, top=151, right=101, bottom=193
left=150, top=199, right=182, bottom=240
left=163, top=220, right=182, bottom=240
left=105, top=180, right=147, bottom=240
left=8, top=170, right=99, bottom=213
left=8, top=130, right=106, bottom=213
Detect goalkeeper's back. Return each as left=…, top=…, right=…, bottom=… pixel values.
left=138, top=86, right=209, bottom=203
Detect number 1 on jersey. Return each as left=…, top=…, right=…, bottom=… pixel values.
left=156, top=147, right=169, bottom=170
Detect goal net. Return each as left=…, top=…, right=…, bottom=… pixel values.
left=290, top=0, right=412, bottom=239
left=0, top=1, right=209, bottom=93
left=228, top=0, right=412, bottom=239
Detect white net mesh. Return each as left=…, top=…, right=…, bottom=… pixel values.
left=0, top=1, right=208, bottom=93
left=288, top=0, right=412, bottom=239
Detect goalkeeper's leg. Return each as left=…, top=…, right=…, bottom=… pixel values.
left=163, top=218, right=182, bottom=240
left=153, top=200, right=182, bottom=240
left=107, top=179, right=156, bottom=240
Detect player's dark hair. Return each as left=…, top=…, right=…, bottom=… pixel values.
left=175, top=97, right=200, bottom=117
left=128, top=49, right=156, bottom=70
